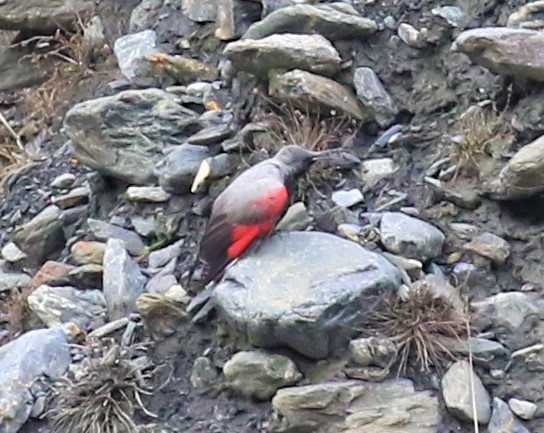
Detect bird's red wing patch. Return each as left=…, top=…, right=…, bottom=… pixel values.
left=227, top=220, right=275, bottom=259
left=253, top=185, right=289, bottom=219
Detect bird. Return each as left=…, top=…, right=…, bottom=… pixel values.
left=186, top=144, right=355, bottom=316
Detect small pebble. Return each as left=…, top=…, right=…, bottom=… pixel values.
left=508, top=398, right=538, bottom=420
left=126, top=186, right=171, bottom=203
left=51, top=173, right=76, bottom=189
left=1, top=242, right=27, bottom=262
left=332, top=189, right=364, bottom=208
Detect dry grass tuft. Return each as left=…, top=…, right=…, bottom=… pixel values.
left=49, top=341, right=156, bottom=433
left=0, top=285, right=34, bottom=344
left=450, top=98, right=510, bottom=179
left=364, top=285, right=468, bottom=374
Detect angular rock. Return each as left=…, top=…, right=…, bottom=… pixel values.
left=380, top=212, right=445, bottom=261
left=397, top=23, right=425, bottom=48
left=126, top=186, right=171, bottom=203
left=12, top=205, right=65, bottom=265
left=442, top=360, right=491, bottom=424
left=0, top=46, right=53, bottom=91
left=51, top=186, right=90, bottom=209
left=331, top=189, right=364, bottom=208
left=29, top=261, right=74, bottom=290
left=148, top=240, right=184, bottom=269
left=472, top=292, right=544, bottom=331
left=452, top=27, right=544, bottom=82
left=131, top=216, right=157, bottom=238
left=1, top=242, right=27, bottom=263
left=87, top=219, right=145, bottom=256
left=27, top=285, right=107, bottom=330
left=353, top=67, right=398, bottom=127
left=0, top=328, right=70, bottom=433
left=188, top=125, right=233, bottom=146
left=183, top=0, right=217, bottom=22
left=146, top=274, right=177, bottom=294
left=51, top=173, right=76, bottom=189
left=243, top=3, right=377, bottom=40
left=262, top=0, right=315, bottom=16
left=508, top=1, right=544, bottom=29
left=0, top=0, right=91, bottom=33
left=269, top=69, right=371, bottom=121
left=490, top=134, right=544, bottom=199
left=272, top=379, right=440, bottom=433
left=68, top=264, right=103, bottom=291
left=113, top=30, right=159, bottom=82
left=489, top=398, right=530, bottom=433
left=70, top=240, right=106, bottom=265
left=224, top=34, right=341, bottom=78
left=508, top=398, right=538, bottom=420
left=275, top=202, right=312, bottom=232
left=154, top=144, right=210, bottom=194
left=148, top=53, right=219, bottom=84
left=214, top=232, right=401, bottom=359
left=360, top=158, right=397, bottom=190
left=223, top=351, right=302, bottom=400
left=65, top=89, right=200, bottom=184
left=0, top=270, right=31, bottom=293
left=463, top=232, right=510, bottom=264
left=432, top=6, right=468, bottom=28
left=103, top=239, right=147, bottom=320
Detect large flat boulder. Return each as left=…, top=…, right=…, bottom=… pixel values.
left=214, top=232, right=402, bottom=359
left=64, top=89, right=200, bottom=184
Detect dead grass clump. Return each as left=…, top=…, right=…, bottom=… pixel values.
left=48, top=341, right=156, bottom=433
left=450, top=99, right=510, bottom=178
left=0, top=285, right=34, bottom=344
left=364, top=285, right=468, bottom=374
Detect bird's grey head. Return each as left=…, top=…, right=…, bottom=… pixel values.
left=273, top=145, right=320, bottom=178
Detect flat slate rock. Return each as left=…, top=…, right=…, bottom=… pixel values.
left=214, top=231, right=401, bottom=359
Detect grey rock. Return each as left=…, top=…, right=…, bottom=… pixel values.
left=0, top=328, right=70, bottom=433
left=12, top=205, right=65, bottom=265
left=82, top=16, right=106, bottom=58
left=0, top=0, right=91, bottom=33
left=183, top=0, right=217, bottom=22
left=463, top=232, right=510, bottom=264
left=243, top=3, right=377, bottom=40
left=70, top=240, right=106, bottom=265
left=224, top=34, right=341, bottom=78
left=471, top=292, right=544, bottom=331
left=508, top=1, right=544, bottom=29
left=269, top=69, right=371, bottom=121
left=65, top=89, right=200, bottom=184
left=262, top=0, right=316, bottom=16
left=508, top=398, right=538, bottom=420
left=50, top=173, right=76, bottom=189
left=223, top=351, right=302, bottom=400
left=131, top=216, right=157, bottom=238
left=337, top=223, right=362, bottom=242
left=51, top=186, right=90, bottom=209
left=331, top=189, right=364, bottom=208
left=272, top=379, right=440, bottom=433
left=349, top=336, right=396, bottom=368
left=103, top=239, right=147, bottom=320
left=214, top=0, right=262, bottom=41
left=87, top=219, right=145, bottom=256
left=275, top=202, right=312, bottom=231
left=129, top=0, right=166, bottom=31
left=431, top=6, right=469, bottom=28
left=397, top=23, right=425, bottom=48
left=126, top=186, right=171, bottom=203
left=490, top=134, right=544, bottom=199
left=68, top=264, right=103, bottom=291
left=148, top=240, right=184, bottom=269
left=0, top=270, right=31, bottom=293
left=190, top=357, right=219, bottom=391
left=489, top=398, right=530, bottom=433
left=146, top=274, right=177, bottom=294
left=442, top=360, right=491, bottom=424
left=1, top=242, right=27, bottom=263
left=360, top=158, right=397, bottom=190
left=380, top=212, right=445, bottom=261
left=353, top=67, right=398, bottom=127
left=187, top=124, right=232, bottom=146
left=113, top=30, right=159, bottom=82
left=154, top=144, right=210, bottom=194
left=27, top=285, right=107, bottom=330
left=0, top=45, right=54, bottom=91
left=214, top=232, right=401, bottom=359
left=452, top=27, right=544, bottom=82
left=450, top=337, right=509, bottom=364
